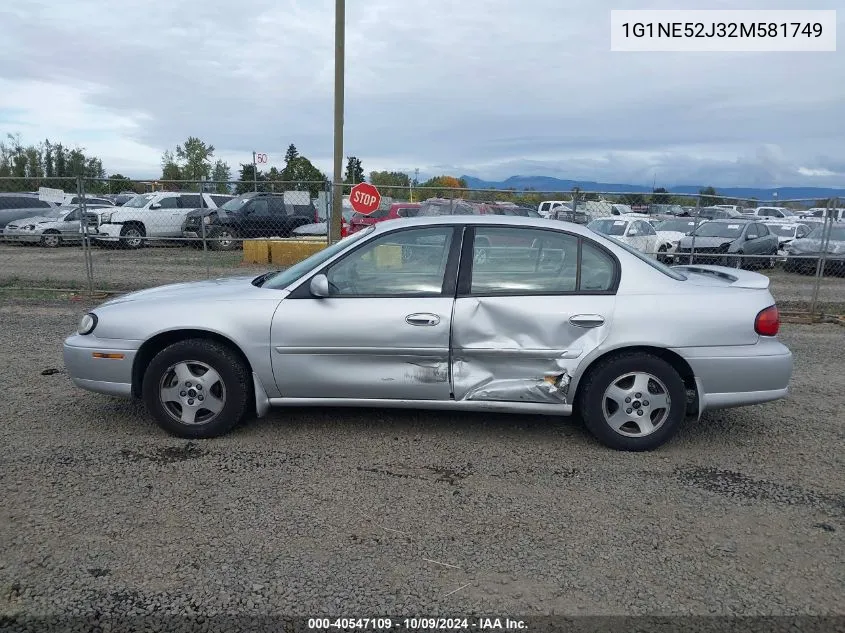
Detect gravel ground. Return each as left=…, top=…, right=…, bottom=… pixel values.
left=0, top=296, right=843, bottom=627
left=0, top=243, right=843, bottom=313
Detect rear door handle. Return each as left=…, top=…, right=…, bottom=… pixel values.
left=406, top=313, right=441, bottom=326
left=569, top=314, right=605, bottom=328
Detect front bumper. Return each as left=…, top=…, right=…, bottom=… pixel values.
left=63, top=334, right=141, bottom=398
left=92, top=223, right=122, bottom=241
left=2, top=228, right=43, bottom=243
left=675, top=338, right=793, bottom=415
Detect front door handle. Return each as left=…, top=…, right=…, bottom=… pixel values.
left=406, top=313, right=441, bottom=327
left=569, top=314, right=605, bottom=328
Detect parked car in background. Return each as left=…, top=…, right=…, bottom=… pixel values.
left=106, top=192, right=138, bottom=206
left=3, top=204, right=111, bottom=247
left=63, top=215, right=792, bottom=452
left=292, top=208, right=355, bottom=239
left=763, top=222, right=814, bottom=260
left=94, top=192, right=232, bottom=248
left=783, top=224, right=845, bottom=274
left=61, top=194, right=114, bottom=207
left=417, top=198, right=505, bottom=216
left=698, top=206, right=745, bottom=220
left=347, top=202, right=421, bottom=234
left=0, top=193, right=60, bottom=229
left=799, top=208, right=845, bottom=223
left=492, top=202, right=541, bottom=217
left=648, top=204, right=685, bottom=217
left=653, top=218, right=706, bottom=263
left=750, top=206, right=796, bottom=220
left=199, top=192, right=319, bottom=250
left=537, top=200, right=571, bottom=217
left=587, top=217, right=659, bottom=257
left=713, top=204, right=744, bottom=215
left=551, top=206, right=590, bottom=224
left=676, top=219, right=779, bottom=268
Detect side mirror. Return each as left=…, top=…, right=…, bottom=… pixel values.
left=150, top=203, right=162, bottom=210
left=310, top=274, right=330, bottom=298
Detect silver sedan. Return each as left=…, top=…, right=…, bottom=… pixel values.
left=63, top=216, right=793, bottom=451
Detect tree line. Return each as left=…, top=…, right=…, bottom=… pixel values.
left=0, top=134, right=110, bottom=193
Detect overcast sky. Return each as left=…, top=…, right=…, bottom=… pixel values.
left=1, top=0, right=842, bottom=188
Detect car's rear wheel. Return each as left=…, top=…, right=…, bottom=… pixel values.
left=578, top=352, right=686, bottom=451
left=120, top=223, right=146, bottom=249
left=142, top=339, right=251, bottom=438
left=209, top=227, right=240, bottom=251
left=40, top=230, right=61, bottom=248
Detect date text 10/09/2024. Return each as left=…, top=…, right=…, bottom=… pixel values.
left=621, top=21, right=823, bottom=39
left=307, top=618, right=527, bottom=630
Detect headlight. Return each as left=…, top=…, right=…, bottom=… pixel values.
left=24, top=224, right=35, bottom=230
left=100, top=212, right=113, bottom=223
left=203, top=215, right=213, bottom=224
left=78, top=313, right=98, bottom=335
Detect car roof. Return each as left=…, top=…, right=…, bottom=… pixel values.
left=369, top=213, right=600, bottom=238
left=708, top=218, right=753, bottom=223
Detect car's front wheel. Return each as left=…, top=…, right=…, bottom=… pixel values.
left=209, top=227, right=240, bottom=251
left=40, top=230, right=61, bottom=248
left=578, top=352, right=687, bottom=451
left=142, top=339, right=251, bottom=438
left=120, top=223, right=146, bottom=249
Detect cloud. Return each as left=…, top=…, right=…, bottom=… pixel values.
left=0, top=0, right=843, bottom=188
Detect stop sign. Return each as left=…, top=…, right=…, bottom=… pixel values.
left=349, top=182, right=382, bottom=215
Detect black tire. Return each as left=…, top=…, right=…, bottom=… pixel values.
left=577, top=352, right=687, bottom=451
left=40, top=230, right=61, bottom=248
left=657, top=244, right=670, bottom=264
left=142, top=338, right=251, bottom=439
left=209, top=227, right=240, bottom=251
left=120, top=223, right=146, bottom=249
left=730, top=251, right=743, bottom=269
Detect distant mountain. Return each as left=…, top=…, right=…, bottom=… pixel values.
left=459, top=175, right=844, bottom=201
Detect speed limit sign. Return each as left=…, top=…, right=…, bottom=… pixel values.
left=254, top=152, right=269, bottom=164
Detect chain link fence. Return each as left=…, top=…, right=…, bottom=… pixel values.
left=1, top=177, right=842, bottom=315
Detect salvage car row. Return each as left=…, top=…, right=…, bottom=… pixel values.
left=2, top=191, right=843, bottom=274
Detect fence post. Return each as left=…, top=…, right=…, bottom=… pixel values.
left=76, top=177, right=95, bottom=295
left=689, top=197, right=700, bottom=264
left=809, top=197, right=837, bottom=316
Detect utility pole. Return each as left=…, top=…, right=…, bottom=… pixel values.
left=329, top=0, right=345, bottom=244
left=252, top=152, right=258, bottom=192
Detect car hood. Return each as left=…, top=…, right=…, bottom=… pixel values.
left=678, top=236, right=734, bottom=248
left=98, top=275, right=267, bottom=307
left=183, top=207, right=218, bottom=218
left=293, top=222, right=328, bottom=235
left=655, top=230, right=687, bottom=242
left=7, top=215, right=60, bottom=225
left=788, top=237, right=845, bottom=254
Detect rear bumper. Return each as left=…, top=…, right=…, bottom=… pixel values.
left=63, top=334, right=140, bottom=398
left=674, top=338, right=793, bottom=414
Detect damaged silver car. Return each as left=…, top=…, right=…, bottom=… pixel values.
left=63, top=216, right=793, bottom=451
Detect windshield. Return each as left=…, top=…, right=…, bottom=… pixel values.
left=123, top=193, right=155, bottom=208
left=691, top=222, right=744, bottom=238
left=807, top=226, right=845, bottom=241
left=220, top=197, right=251, bottom=212
left=588, top=219, right=628, bottom=236
left=655, top=219, right=699, bottom=233
left=261, top=227, right=373, bottom=289
left=768, top=225, right=798, bottom=237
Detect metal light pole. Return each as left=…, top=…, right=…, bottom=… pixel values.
left=252, top=152, right=258, bottom=192
left=329, top=0, right=345, bottom=244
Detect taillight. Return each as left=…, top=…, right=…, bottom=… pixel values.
left=755, top=305, right=780, bottom=336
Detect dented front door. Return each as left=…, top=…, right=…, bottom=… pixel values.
left=450, top=226, right=617, bottom=406
left=271, top=225, right=459, bottom=400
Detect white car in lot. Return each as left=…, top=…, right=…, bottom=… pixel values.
left=587, top=217, right=659, bottom=257
left=763, top=221, right=814, bottom=260
left=652, top=217, right=707, bottom=263
left=94, top=192, right=231, bottom=248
